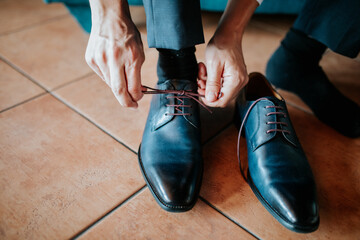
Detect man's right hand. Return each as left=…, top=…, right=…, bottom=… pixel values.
left=85, top=0, right=145, bottom=108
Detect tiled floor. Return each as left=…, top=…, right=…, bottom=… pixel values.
left=1, top=1, right=359, bottom=239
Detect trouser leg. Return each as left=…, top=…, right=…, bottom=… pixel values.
left=142, top=0, right=204, bottom=50
left=293, top=0, right=360, bottom=58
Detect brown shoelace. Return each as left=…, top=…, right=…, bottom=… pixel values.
left=237, top=98, right=291, bottom=181
left=142, top=85, right=212, bottom=115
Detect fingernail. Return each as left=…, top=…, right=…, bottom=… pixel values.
left=206, top=91, right=217, bottom=102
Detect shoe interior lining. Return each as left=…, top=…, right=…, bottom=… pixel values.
left=246, top=73, right=282, bottom=101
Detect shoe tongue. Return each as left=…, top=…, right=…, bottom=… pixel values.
left=251, top=96, right=285, bottom=109
left=152, top=79, right=200, bottom=130
left=261, top=96, right=282, bottom=104
left=167, top=79, right=196, bottom=92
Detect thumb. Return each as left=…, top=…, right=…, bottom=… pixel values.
left=205, top=61, right=222, bottom=102
left=198, top=62, right=207, bottom=81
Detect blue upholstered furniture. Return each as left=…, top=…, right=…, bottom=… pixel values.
left=44, top=0, right=304, bottom=33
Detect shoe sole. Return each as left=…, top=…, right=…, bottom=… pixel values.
left=247, top=171, right=320, bottom=233
left=137, top=144, right=199, bottom=213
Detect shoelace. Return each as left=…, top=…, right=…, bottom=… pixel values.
left=142, top=85, right=212, bottom=115
left=237, top=97, right=291, bottom=181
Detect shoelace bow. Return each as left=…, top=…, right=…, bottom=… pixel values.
left=142, top=85, right=212, bottom=115
left=237, top=97, right=291, bottom=181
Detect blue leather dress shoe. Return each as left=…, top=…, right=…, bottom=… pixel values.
left=139, top=79, right=207, bottom=212
left=235, top=72, right=319, bottom=233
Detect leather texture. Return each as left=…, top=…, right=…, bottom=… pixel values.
left=139, top=79, right=202, bottom=212
left=235, top=73, right=319, bottom=233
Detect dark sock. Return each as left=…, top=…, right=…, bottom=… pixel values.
left=266, top=28, right=327, bottom=92
left=157, top=47, right=198, bottom=84
left=266, top=28, right=360, bottom=138
left=282, top=28, right=326, bottom=66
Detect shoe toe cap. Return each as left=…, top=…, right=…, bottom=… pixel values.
left=268, top=184, right=319, bottom=232
left=146, top=163, right=202, bottom=211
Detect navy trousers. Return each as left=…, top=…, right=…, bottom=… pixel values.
left=142, top=0, right=204, bottom=50
left=293, top=0, right=360, bottom=58
left=143, top=0, right=360, bottom=57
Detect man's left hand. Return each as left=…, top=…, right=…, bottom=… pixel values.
left=198, top=34, right=249, bottom=108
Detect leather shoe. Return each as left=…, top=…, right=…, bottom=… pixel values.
left=235, top=72, right=319, bottom=233
left=139, top=79, right=203, bottom=212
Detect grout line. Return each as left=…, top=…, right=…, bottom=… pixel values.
left=51, top=72, right=95, bottom=92
left=71, top=185, right=147, bottom=239
left=0, top=14, right=70, bottom=37
left=0, top=55, right=48, bottom=92
left=199, top=196, right=261, bottom=240
left=50, top=95, right=138, bottom=155
left=0, top=92, right=48, bottom=114
left=0, top=54, right=94, bottom=94
left=0, top=54, right=138, bottom=155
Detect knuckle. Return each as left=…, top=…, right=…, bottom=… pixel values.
left=121, top=102, right=132, bottom=107
left=102, top=52, right=107, bottom=64
left=128, top=51, right=137, bottom=62
left=207, top=81, right=221, bottom=88
left=206, top=59, right=217, bottom=67
left=129, top=88, right=142, bottom=100
left=85, top=54, right=93, bottom=65
left=112, top=86, right=122, bottom=94
left=128, top=85, right=140, bottom=94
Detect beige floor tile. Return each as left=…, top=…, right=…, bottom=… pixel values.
left=0, top=17, right=91, bottom=90
left=54, top=74, right=152, bottom=152
left=0, top=60, right=44, bottom=111
left=53, top=48, right=158, bottom=152
left=243, top=22, right=283, bottom=74
left=0, top=94, right=145, bottom=239
left=79, top=188, right=255, bottom=240
left=0, top=0, right=68, bottom=35
left=201, top=106, right=360, bottom=239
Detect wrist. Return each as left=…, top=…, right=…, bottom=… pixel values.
left=210, top=26, right=243, bottom=48
left=214, top=0, right=258, bottom=42
left=90, top=0, right=132, bottom=34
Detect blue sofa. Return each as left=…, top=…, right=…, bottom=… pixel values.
left=45, top=0, right=304, bottom=33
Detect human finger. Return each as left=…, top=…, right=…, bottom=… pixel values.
left=204, top=59, right=223, bottom=103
